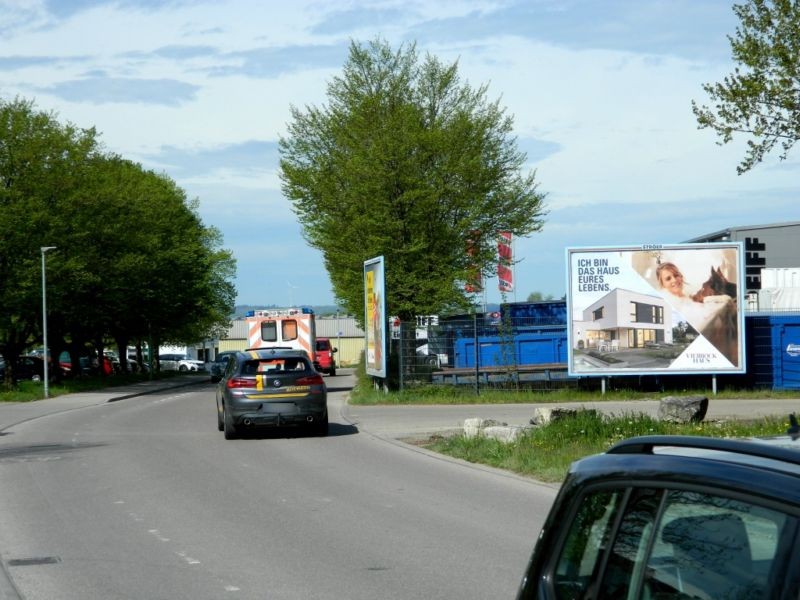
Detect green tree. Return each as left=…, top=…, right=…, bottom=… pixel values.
left=692, top=0, right=800, bottom=173
left=51, top=156, right=235, bottom=372
left=0, top=97, right=101, bottom=386
left=0, top=97, right=236, bottom=386
left=527, top=292, right=555, bottom=302
left=280, top=39, right=547, bottom=323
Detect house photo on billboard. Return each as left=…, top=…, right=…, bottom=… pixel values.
left=573, top=288, right=673, bottom=354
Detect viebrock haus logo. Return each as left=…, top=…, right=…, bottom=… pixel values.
left=786, top=344, right=800, bottom=358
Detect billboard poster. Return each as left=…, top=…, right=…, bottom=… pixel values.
left=364, top=256, right=387, bottom=378
left=567, top=243, right=745, bottom=376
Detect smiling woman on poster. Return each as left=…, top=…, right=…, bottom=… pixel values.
left=633, top=248, right=740, bottom=366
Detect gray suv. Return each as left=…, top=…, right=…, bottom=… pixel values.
left=516, top=433, right=800, bottom=599
left=215, top=348, right=328, bottom=439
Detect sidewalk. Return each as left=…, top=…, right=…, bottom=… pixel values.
left=342, top=397, right=800, bottom=440
left=0, top=375, right=209, bottom=434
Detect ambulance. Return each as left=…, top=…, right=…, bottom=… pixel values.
left=245, top=307, right=319, bottom=370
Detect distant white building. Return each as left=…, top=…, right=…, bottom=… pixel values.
left=753, top=268, right=800, bottom=312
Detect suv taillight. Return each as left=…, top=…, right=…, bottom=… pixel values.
left=296, top=374, right=324, bottom=386
left=226, top=377, right=251, bottom=389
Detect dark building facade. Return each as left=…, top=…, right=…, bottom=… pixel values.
left=686, top=221, right=800, bottom=293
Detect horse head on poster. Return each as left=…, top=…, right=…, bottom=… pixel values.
left=692, top=266, right=737, bottom=302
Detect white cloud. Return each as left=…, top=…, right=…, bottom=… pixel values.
left=0, top=0, right=797, bottom=306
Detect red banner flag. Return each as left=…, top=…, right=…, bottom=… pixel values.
left=498, top=232, right=513, bottom=292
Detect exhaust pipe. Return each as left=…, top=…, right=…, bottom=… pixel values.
left=306, top=416, right=314, bottom=423
left=243, top=418, right=253, bottom=426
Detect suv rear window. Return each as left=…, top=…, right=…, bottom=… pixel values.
left=241, top=357, right=311, bottom=375
left=316, top=340, right=330, bottom=351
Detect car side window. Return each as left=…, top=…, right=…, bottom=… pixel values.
left=550, top=486, right=795, bottom=600
left=552, top=489, right=623, bottom=599
left=224, top=356, right=237, bottom=377
left=597, top=488, right=661, bottom=599
left=643, top=490, right=791, bottom=600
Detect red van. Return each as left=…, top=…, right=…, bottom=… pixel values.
left=314, top=338, right=337, bottom=376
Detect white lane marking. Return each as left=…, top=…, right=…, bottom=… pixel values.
left=176, top=551, right=200, bottom=565
left=148, top=529, right=170, bottom=542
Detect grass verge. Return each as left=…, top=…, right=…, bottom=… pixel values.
left=423, top=411, right=793, bottom=483
left=0, top=370, right=196, bottom=403
left=348, top=360, right=799, bottom=406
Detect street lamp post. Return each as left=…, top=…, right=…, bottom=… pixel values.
left=41, top=246, right=57, bottom=398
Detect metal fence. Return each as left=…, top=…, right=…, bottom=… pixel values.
left=388, top=310, right=800, bottom=393
left=390, top=315, right=573, bottom=393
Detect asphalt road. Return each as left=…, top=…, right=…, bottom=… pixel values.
left=0, top=372, right=557, bottom=600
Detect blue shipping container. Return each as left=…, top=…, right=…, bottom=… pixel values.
left=454, top=329, right=567, bottom=368
left=743, top=314, right=800, bottom=390
left=769, top=315, right=800, bottom=390
left=501, top=300, right=567, bottom=325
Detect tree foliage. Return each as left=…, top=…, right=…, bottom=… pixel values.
left=280, top=39, right=547, bottom=323
left=527, top=292, right=555, bottom=302
left=0, top=97, right=236, bottom=387
left=692, top=0, right=800, bottom=173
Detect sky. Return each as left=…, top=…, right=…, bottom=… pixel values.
left=2, top=0, right=798, bottom=309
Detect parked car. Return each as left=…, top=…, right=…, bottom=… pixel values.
left=58, top=354, right=91, bottom=377
left=59, top=352, right=114, bottom=377
left=158, top=354, right=205, bottom=372
left=215, top=348, right=328, bottom=439
left=210, top=351, right=237, bottom=383
left=516, top=433, right=800, bottom=599
left=12, top=356, right=46, bottom=381
left=314, top=338, right=337, bottom=376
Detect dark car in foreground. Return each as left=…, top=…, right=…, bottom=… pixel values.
left=215, top=348, right=328, bottom=439
left=516, top=433, right=800, bottom=600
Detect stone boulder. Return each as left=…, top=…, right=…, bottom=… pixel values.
left=483, top=425, right=528, bottom=443
left=463, top=418, right=505, bottom=438
left=658, top=395, right=708, bottom=423
left=530, top=407, right=598, bottom=426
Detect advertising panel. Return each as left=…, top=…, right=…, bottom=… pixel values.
left=364, top=256, right=387, bottom=378
left=567, top=243, right=745, bottom=375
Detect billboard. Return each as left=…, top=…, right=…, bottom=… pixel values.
left=567, top=243, right=745, bottom=376
left=364, top=256, right=387, bottom=378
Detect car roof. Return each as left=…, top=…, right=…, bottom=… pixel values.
left=600, top=434, right=800, bottom=480
left=240, top=348, right=309, bottom=360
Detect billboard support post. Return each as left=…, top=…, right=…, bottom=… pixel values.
left=473, top=313, right=479, bottom=395
left=398, top=321, right=404, bottom=392
left=601, top=377, right=607, bottom=396
left=712, top=374, right=717, bottom=395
